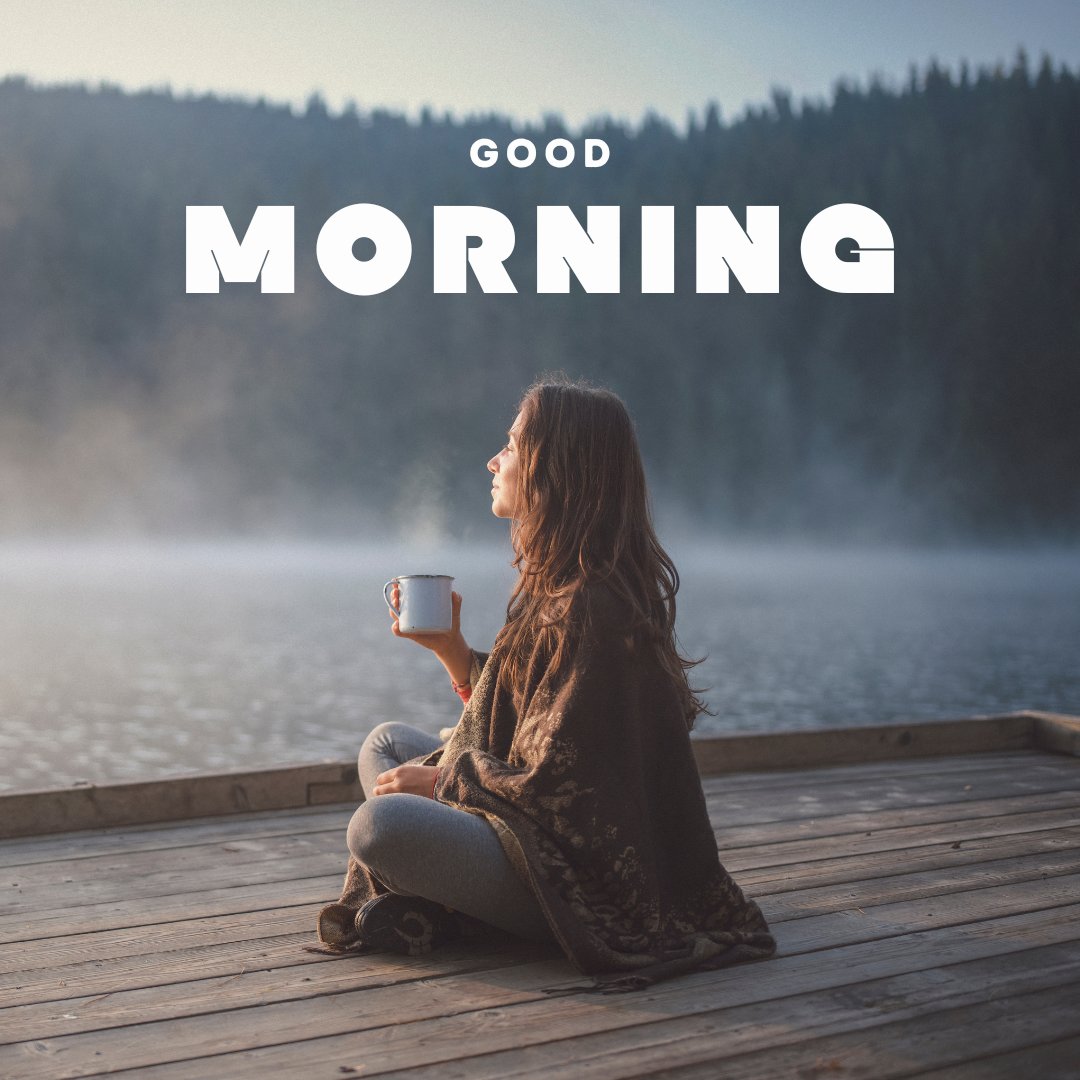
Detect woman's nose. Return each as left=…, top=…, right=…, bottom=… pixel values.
left=487, top=456, right=497, bottom=473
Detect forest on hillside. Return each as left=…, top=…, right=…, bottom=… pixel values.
left=0, top=54, right=1077, bottom=543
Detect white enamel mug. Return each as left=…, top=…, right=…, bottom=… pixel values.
left=383, top=574, right=454, bottom=634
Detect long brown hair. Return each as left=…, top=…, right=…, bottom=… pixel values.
left=492, top=373, right=710, bottom=730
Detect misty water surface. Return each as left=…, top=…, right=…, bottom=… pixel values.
left=0, top=540, right=1078, bottom=792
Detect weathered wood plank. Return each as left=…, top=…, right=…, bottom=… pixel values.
left=759, top=841, right=1080, bottom=922
left=0, top=806, right=350, bottom=870
left=0, top=877, right=343, bottom=944
left=717, top=806, right=1080, bottom=871
left=0, top=935, right=547, bottom=1044
left=353, top=946, right=1080, bottom=1080
left=8, top=784, right=1077, bottom=905
left=0, top=762, right=363, bottom=841
left=913, top=1035, right=1080, bottom=1080
left=1033, top=712, right=1080, bottom=758
left=4, top=825, right=1076, bottom=1009
left=10, top=777, right=1080, bottom=920
left=691, top=714, right=1036, bottom=775
left=0, top=851, right=340, bottom=918
left=5, top=782, right=1077, bottom=926
left=0, top=949, right=565, bottom=1076
left=0, top=912, right=316, bottom=983
left=1, top=753, right=1046, bottom=872
left=4, top=802, right=1077, bottom=945
left=708, top=749, right=1080, bottom=787
left=6, top=816, right=1071, bottom=954
left=8, top=780, right=1077, bottom=903
left=0, top=750, right=1066, bottom=872
left=2, top=867, right=1077, bottom=1072
left=699, top=747, right=1067, bottom=793
left=739, top=825, right=1080, bottom=896
left=8, top=781, right=1080, bottom=950
left=712, top=788, right=1080, bottom=849
left=0, top=829, right=345, bottom=893
left=0, top=927, right=549, bottom=1015
left=1, top=742, right=1077, bottom=1080
left=8, top=920, right=1076, bottom=1080
left=6, top=840, right=1079, bottom=1022
left=774, top=873, right=1080, bottom=954
left=704, top=765, right=1080, bottom=822
left=5, top=801, right=1076, bottom=933
left=4, top=817, right=1073, bottom=997
left=637, top=982, right=1080, bottom=1080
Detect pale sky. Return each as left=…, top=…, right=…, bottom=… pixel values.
left=3, top=0, right=1079, bottom=129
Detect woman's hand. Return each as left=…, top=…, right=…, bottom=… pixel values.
left=373, top=764, right=440, bottom=798
left=388, top=583, right=463, bottom=652
left=387, top=583, right=473, bottom=685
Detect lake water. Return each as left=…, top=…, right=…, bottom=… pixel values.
left=1, top=539, right=1077, bottom=793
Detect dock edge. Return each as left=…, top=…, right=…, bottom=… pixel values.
left=0, top=710, right=1077, bottom=840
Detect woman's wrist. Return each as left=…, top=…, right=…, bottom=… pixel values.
left=437, top=634, right=473, bottom=687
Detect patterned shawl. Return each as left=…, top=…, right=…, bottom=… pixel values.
left=317, top=581, right=776, bottom=994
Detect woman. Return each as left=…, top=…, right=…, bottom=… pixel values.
left=315, top=375, right=776, bottom=993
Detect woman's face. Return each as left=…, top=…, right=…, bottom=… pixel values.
left=487, top=409, right=524, bottom=519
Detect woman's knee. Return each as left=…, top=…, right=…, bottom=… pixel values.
left=358, top=720, right=420, bottom=765
left=347, top=795, right=410, bottom=867
left=359, top=720, right=399, bottom=757
left=357, top=721, right=398, bottom=779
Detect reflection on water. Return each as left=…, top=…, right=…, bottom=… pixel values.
left=0, top=539, right=1078, bottom=792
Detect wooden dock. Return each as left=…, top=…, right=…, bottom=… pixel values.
left=1, top=711, right=1078, bottom=1077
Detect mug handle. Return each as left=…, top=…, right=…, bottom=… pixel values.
left=383, top=579, right=400, bottom=617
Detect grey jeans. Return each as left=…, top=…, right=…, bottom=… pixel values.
left=348, top=721, right=555, bottom=943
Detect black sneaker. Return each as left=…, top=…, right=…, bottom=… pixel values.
left=354, top=894, right=463, bottom=956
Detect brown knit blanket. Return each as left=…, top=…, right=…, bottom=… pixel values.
left=316, top=581, right=776, bottom=993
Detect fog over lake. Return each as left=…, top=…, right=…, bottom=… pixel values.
left=1, top=540, right=1077, bottom=793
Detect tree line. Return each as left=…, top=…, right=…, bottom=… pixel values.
left=0, top=52, right=1076, bottom=543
